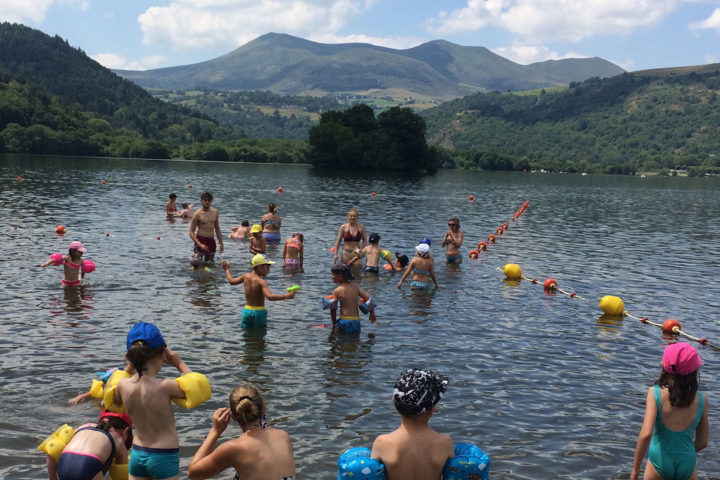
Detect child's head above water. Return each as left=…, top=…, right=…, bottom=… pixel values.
left=68, top=241, right=86, bottom=257
left=251, top=254, right=275, bottom=273
left=331, top=263, right=353, bottom=282
left=229, top=384, right=265, bottom=426
left=392, top=369, right=448, bottom=417
left=242, top=220, right=250, bottom=227
left=251, top=224, right=262, bottom=235
left=369, top=233, right=380, bottom=244
left=182, top=202, right=189, bottom=209
left=125, top=321, right=167, bottom=377
left=395, top=252, right=409, bottom=268
left=415, top=243, right=430, bottom=258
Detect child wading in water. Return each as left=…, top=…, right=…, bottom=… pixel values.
left=187, top=384, right=296, bottom=480
left=221, top=254, right=296, bottom=328
left=41, top=241, right=89, bottom=287
left=230, top=220, right=250, bottom=239
left=114, top=322, right=192, bottom=480
left=45, top=410, right=132, bottom=480
left=326, top=263, right=376, bottom=333
left=249, top=225, right=267, bottom=255
left=631, top=342, right=709, bottom=480
left=371, top=369, right=454, bottom=480
left=282, top=233, right=304, bottom=269
left=397, top=244, right=439, bottom=290
left=347, top=233, right=392, bottom=273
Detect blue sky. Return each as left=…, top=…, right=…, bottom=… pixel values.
left=2, top=0, right=719, bottom=72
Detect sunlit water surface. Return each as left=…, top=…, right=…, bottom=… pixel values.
left=1, top=154, right=719, bottom=479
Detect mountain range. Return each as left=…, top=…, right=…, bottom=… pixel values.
left=115, top=33, right=625, bottom=100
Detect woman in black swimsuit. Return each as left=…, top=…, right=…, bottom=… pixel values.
left=333, top=207, right=366, bottom=265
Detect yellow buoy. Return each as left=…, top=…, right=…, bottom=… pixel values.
left=598, top=295, right=625, bottom=315
left=503, top=263, right=522, bottom=280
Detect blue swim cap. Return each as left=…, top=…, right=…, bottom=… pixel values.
left=420, top=237, right=431, bottom=246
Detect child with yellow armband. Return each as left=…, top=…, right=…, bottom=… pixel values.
left=40, top=410, right=132, bottom=480
left=112, top=321, right=211, bottom=480
left=69, top=364, right=134, bottom=405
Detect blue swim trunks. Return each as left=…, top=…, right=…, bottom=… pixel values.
left=445, top=254, right=462, bottom=264
left=364, top=266, right=380, bottom=273
left=336, top=316, right=361, bottom=333
left=411, top=281, right=429, bottom=290
left=241, top=305, right=268, bottom=328
left=129, top=445, right=179, bottom=479
left=262, top=232, right=281, bottom=245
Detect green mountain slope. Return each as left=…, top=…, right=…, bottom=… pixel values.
left=116, top=33, right=625, bottom=99
left=422, top=66, right=720, bottom=173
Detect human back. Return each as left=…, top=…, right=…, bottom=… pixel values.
left=119, top=373, right=181, bottom=449
left=373, top=421, right=452, bottom=480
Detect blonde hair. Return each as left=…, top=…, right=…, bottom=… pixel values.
left=268, top=203, right=277, bottom=214
left=229, top=384, right=264, bottom=425
left=347, top=208, right=359, bottom=220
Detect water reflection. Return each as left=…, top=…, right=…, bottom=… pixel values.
left=240, top=327, right=267, bottom=377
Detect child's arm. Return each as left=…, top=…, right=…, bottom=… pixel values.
left=358, top=288, right=376, bottom=322
left=249, top=238, right=256, bottom=253
left=430, top=263, right=440, bottom=289
left=68, top=391, right=92, bottom=404
left=397, top=261, right=413, bottom=288
left=46, top=454, right=59, bottom=480
left=221, top=261, right=245, bottom=285
left=262, top=281, right=295, bottom=301
left=695, top=395, right=709, bottom=452
left=283, top=241, right=288, bottom=260
left=165, top=348, right=191, bottom=374
left=299, top=244, right=303, bottom=268
left=631, top=387, right=657, bottom=480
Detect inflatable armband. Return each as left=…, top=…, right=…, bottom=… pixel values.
left=172, top=372, right=212, bottom=409
left=352, top=248, right=365, bottom=258
left=50, top=253, right=63, bottom=266
left=103, top=369, right=132, bottom=413
left=442, top=443, right=491, bottom=480
left=381, top=250, right=392, bottom=261
left=109, top=462, right=129, bottom=480
left=287, top=285, right=301, bottom=293
left=90, top=379, right=104, bottom=399
left=82, top=260, right=96, bottom=274
left=322, top=296, right=338, bottom=310
left=337, top=447, right=385, bottom=480
left=358, top=297, right=376, bottom=315
left=38, top=424, right=75, bottom=461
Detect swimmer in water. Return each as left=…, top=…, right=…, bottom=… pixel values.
left=441, top=217, right=463, bottom=264
left=261, top=203, right=282, bottom=247
left=283, top=233, right=304, bottom=269
left=41, top=241, right=87, bottom=288
left=190, top=191, right=224, bottom=268
left=397, top=244, right=439, bottom=290
left=333, top=208, right=366, bottom=265
left=347, top=233, right=392, bottom=273
left=230, top=220, right=250, bottom=239
left=327, top=263, right=376, bottom=333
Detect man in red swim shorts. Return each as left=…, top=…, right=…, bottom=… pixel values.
left=190, top=191, right=224, bottom=268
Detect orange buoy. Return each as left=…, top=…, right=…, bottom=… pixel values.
left=477, top=241, right=487, bottom=251
left=502, top=223, right=509, bottom=230
left=101, top=180, right=107, bottom=185
left=662, top=319, right=681, bottom=334
left=13, top=225, right=18, bottom=230
left=17, top=176, right=22, bottom=181
left=278, top=186, right=283, bottom=192
left=469, top=194, right=474, bottom=201
left=496, top=227, right=503, bottom=235
left=487, top=234, right=495, bottom=244
left=56, top=225, right=66, bottom=234
left=105, top=233, right=110, bottom=237
left=543, top=278, right=558, bottom=290
left=156, top=236, right=161, bottom=240
left=371, top=192, right=376, bottom=196
left=188, top=184, right=192, bottom=188
left=469, top=249, right=479, bottom=259
left=330, top=247, right=336, bottom=252
left=383, top=264, right=393, bottom=270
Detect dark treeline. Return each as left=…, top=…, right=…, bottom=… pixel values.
left=308, top=104, right=437, bottom=173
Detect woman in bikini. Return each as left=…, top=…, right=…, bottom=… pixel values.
left=187, top=384, right=296, bottom=480
left=261, top=203, right=282, bottom=246
left=333, top=208, right=366, bottom=265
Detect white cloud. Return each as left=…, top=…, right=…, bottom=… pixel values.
left=137, top=0, right=372, bottom=50
left=91, top=53, right=167, bottom=71
left=424, top=0, right=682, bottom=43
left=0, top=0, right=54, bottom=23
left=689, top=8, right=720, bottom=34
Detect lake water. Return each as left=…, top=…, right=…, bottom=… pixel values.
left=1, top=154, right=719, bottom=479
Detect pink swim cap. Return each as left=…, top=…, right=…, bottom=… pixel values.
left=663, top=342, right=702, bottom=375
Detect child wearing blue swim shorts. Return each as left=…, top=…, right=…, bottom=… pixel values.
left=327, top=263, right=376, bottom=333
left=221, top=254, right=296, bottom=328
left=631, top=342, right=709, bottom=480
left=371, top=369, right=455, bottom=479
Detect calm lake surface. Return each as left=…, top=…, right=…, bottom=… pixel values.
left=1, top=154, right=719, bottom=479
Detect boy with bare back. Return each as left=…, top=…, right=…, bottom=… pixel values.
left=190, top=191, right=224, bottom=268
left=115, top=322, right=192, bottom=480
left=371, top=369, right=454, bottom=480
left=347, top=233, right=392, bottom=273
left=326, top=263, right=376, bottom=333
left=248, top=224, right=267, bottom=255
left=221, top=254, right=296, bottom=328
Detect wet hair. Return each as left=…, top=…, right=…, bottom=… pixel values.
left=97, top=416, right=132, bottom=449
left=181, top=202, right=189, bottom=208
left=242, top=219, right=250, bottom=227
left=369, top=233, right=380, bottom=244
left=229, top=384, right=264, bottom=426
left=395, top=252, right=409, bottom=267
left=201, top=191, right=213, bottom=201
left=169, top=193, right=177, bottom=199
left=448, top=217, right=460, bottom=228
left=125, top=341, right=166, bottom=379
left=331, top=263, right=353, bottom=281
left=268, top=203, right=277, bottom=214
left=656, top=370, right=699, bottom=408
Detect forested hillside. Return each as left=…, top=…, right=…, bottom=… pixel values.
left=423, top=69, right=720, bottom=175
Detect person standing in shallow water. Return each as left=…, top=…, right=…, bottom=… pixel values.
left=333, top=208, right=366, bottom=265
left=190, top=191, right=224, bottom=267
left=261, top=202, right=282, bottom=247
left=441, top=217, right=463, bottom=264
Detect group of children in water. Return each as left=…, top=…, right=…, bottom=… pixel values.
left=38, top=194, right=710, bottom=479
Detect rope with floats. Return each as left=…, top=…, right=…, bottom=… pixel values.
left=468, top=201, right=529, bottom=259
left=500, top=263, right=719, bottom=350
